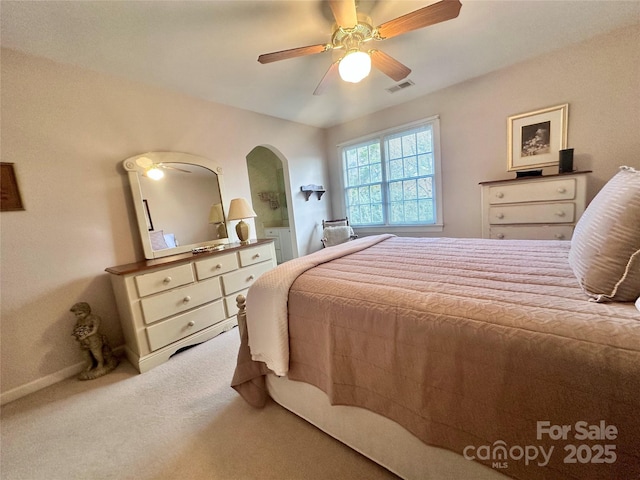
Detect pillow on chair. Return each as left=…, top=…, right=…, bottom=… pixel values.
left=322, top=225, right=356, bottom=247
left=568, top=166, right=640, bottom=302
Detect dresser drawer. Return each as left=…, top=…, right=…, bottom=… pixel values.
left=238, top=244, right=273, bottom=267
left=146, top=300, right=226, bottom=351
left=221, top=261, right=273, bottom=295
left=488, top=178, right=576, bottom=205
left=490, top=225, right=574, bottom=240
left=224, top=288, right=248, bottom=317
left=489, top=202, right=575, bottom=225
left=135, top=264, right=194, bottom=297
left=195, top=252, right=239, bottom=280
left=140, top=277, right=222, bottom=324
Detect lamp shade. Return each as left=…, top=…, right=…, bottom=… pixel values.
left=208, top=203, right=225, bottom=224
left=339, top=50, right=371, bottom=83
left=227, top=198, right=257, bottom=221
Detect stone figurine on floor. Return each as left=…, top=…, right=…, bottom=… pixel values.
left=70, top=302, right=119, bottom=380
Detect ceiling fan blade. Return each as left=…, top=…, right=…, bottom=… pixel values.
left=376, top=0, right=462, bottom=40
left=329, top=0, right=358, bottom=29
left=370, top=50, right=411, bottom=81
left=258, top=44, right=330, bottom=64
left=313, top=61, right=340, bottom=96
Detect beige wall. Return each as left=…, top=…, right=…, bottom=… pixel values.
left=2, top=23, right=639, bottom=401
left=326, top=24, right=640, bottom=238
left=0, top=48, right=330, bottom=400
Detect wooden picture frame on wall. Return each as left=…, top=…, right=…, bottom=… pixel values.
left=507, top=104, right=568, bottom=171
left=1, top=163, right=25, bottom=211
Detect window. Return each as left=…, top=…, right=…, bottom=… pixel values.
left=341, top=117, right=442, bottom=229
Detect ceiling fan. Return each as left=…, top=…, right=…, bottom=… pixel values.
left=257, top=0, right=462, bottom=95
left=135, top=157, right=191, bottom=180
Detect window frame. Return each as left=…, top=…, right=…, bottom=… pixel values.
left=338, top=116, right=443, bottom=233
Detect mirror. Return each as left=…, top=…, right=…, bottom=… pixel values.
left=123, top=152, right=228, bottom=259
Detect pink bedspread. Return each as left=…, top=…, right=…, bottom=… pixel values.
left=234, top=236, right=640, bottom=480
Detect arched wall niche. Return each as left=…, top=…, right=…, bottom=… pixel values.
left=246, top=145, right=299, bottom=261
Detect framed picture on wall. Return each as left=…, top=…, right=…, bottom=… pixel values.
left=507, top=104, right=568, bottom=171
left=1, top=163, right=25, bottom=211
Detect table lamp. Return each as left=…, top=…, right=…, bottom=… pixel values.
left=227, top=198, right=257, bottom=244
left=208, top=203, right=228, bottom=239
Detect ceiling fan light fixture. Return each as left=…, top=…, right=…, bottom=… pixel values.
left=338, top=50, right=371, bottom=83
left=147, top=166, right=165, bottom=180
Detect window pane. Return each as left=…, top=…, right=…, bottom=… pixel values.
left=402, top=135, right=416, bottom=156
left=390, top=202, right=404, bottom=224
left=419, top=198, right=434, bottom=223
left=371, top=162, right=382, bottom=182
left=388, top=137, right=402, bottom=160
left=404, top=155, right=418, bottom=177
left=358, top=166, right=371, bottom=185
left=369, top=143, right=381, bottom=163
left=371, top=184, right=382, bottom=203
left=417, top=129, right=432, bottom=153
left=389, top=181, right=403, bottom=202
left=388, top=159, right=403, bottom=180
left=371, top=203, right=384, bottom=224
left=356, top=146, right=367, bottom=166
left=403, top=179, right=417, bottom=200
left=417, top=153, right=434, bottom=176
left=417, top=177, right=433, bottom=199
left=346, top=149, right=358, bottom=169
left=347, top=167, right=358, bottom=186
left=404, top=200, right=419, bottom=222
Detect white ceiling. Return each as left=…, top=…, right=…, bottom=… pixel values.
left=2, top=1, right=639, bottom=128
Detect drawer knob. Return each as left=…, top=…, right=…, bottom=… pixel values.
left=253, top=253, right=261, bottom=259
left=497, top=233, right=505, bottom=239
left=496, top=213, right=504, bottom=219
left=555, top=234, right=566, bottom=240
left=163, top=276, right=172, bottom=284
left=215, top=263, right=222, bottom=270
left=187, top=321, right=195, bottom=327
left=557, top=187, right=566, bottom=193
left=496, top=192, right=504, bottom=199
left=248, top=275, right=255, bottom=281
left=555, top=211, right=566, bottom=217
left=183, top=296, right=191, bottom=303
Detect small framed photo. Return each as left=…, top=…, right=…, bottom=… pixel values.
left=507, top=104, right=568, bottom=171
left=1, top=163, right=25, bottom=211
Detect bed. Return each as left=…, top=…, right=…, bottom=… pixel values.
left=232, top=167, right=640, bottom=480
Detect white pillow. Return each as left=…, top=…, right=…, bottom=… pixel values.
left=568, top=166, right=640, bottom=302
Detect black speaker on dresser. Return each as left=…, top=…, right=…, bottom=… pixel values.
left=559, top=148, right=574, bottom=174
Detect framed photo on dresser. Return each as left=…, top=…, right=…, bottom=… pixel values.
left=507, top=103, right=568, bottom=171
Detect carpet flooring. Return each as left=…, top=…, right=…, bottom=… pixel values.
left=1, top=329, right=398, bottom=480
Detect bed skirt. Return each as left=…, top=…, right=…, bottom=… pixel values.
left=266, top=373, right=508, bottom=480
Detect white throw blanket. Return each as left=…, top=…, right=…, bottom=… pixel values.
left=245, top=234, right=394, bottom=376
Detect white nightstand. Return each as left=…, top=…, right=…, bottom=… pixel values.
left=480, top=171, right=591, bottom=240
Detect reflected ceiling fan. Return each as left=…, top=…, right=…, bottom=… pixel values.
left=258, top=0, right=462, bottom=95
left=135, top=157, right=191, bottom=180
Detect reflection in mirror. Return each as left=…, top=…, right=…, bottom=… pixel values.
left=123, top=152, right=228, bottom=259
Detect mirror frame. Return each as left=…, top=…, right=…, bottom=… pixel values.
left=123, top=152, right=228, bottom=259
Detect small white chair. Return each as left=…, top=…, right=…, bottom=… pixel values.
left=321, top=217, right=358, bottom=247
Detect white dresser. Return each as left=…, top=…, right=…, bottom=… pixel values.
left=480, top=171, right=590, bottom=240
left=106, top=239, right=276, bottom=373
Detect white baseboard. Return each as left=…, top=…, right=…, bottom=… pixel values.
left=1, top=346, right=125, bottom=406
